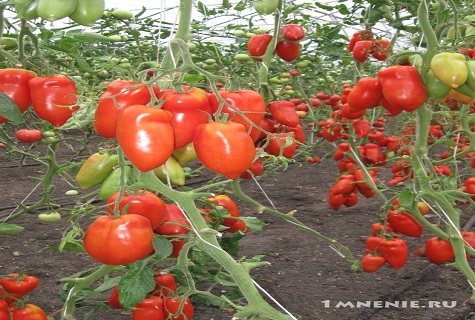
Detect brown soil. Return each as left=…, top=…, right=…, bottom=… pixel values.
left=2, top=139, right=475, bottom=320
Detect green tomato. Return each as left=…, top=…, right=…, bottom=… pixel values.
left=232, top=30, right=246, bottom=37
left=108, top=35, right=122, bottom=42
left=69, top=0, right=105, bottom=26
left=38, top=211, right=62, bottom=223
left=65, top=190, right=79, bottom=196
left=252, top=0, right=279, bottom=15
left=0, top=38, right=18, bottom=50
left=111, top=9, right=133, bottom=20
left=37, top=0, right=78, bottom=22
left=14, top=0, right=39, bottom=20
left=234, top=53, right=251, bottom=62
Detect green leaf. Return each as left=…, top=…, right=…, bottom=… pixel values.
left=0, top=92, right=23, bottom=124
left=222, top=0, right=231, bottom=9
left=67, top=31, right=116, bottom=42
left=241, top=216, right=266, bottom=232
left=197, top=1, right=209, bottom=16
left=399, top=190, right=415, bottom=210
left=0, top=129, right=14, bottom=147
left=0, top=223, right=24, bottom=235
left=152, top=236, right=173, bottom=260
left=40, top=240, right=85, bottom=253
left=118, top=261, right=155, bottom=309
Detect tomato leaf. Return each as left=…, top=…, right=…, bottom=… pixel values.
left=0, top=223, right=24, bottom=235
left=152, top=236, right=173, bottom=260
left=240, top=217, right=266, bottom=232
left=0, top=92, right=23, bottom=124
left=118, top=262, right=155, bottom=309
left=399, top=190, right=415, bottom=210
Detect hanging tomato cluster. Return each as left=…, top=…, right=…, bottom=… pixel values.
left=348, top=30, right=391, bottom=63
left=346, top=65, right=427, bottom=116
left=108, top=271, right=194, bottom=320
left=247, top=24, right=305, bottom=62
left=0, top=273, right=48, bottom=320
left=0, top=69, right=80, bottom=128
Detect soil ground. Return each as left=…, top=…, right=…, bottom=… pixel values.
left=2, top=137, right=475, bottom=320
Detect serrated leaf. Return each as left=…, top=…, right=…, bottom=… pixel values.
left=118, top=262, right=155, bottom=309
left=0, top=92, right=23, bottom=124
left=152, top=236, right=173, bottom=260
left=0, top=223, right=24, bottom=235
left=240, top=217, right=266, bottom=232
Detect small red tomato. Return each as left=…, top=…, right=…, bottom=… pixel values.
left=15, top=129, right=43, bottom=143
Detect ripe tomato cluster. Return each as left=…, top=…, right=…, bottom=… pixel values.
left=247, top=24, right=305, bottom=62
left=108, top=271, right=194, bottom=320
left=0, top=273, right=48, bottom=320
left=348, top=30, right=391, bottom=63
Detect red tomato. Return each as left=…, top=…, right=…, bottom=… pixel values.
left=15, top=129, right=43, bottom=143
left=378, top=237, right=408, bottom=270
left=247, top=34, right=273, bottom=60
left=209, top=90, right=266, bottom=141
left=346, top=78, right=383, bottom=112
left=378, top=66, right=427, bottom=112
left=371, top=39, right=391, bottom=61
left=206, top=195, right=240, bottom=227
left=387, top=211, right=423, bottom=238
left=132, top=296, right=165, bottom=320
left=155, top=204, right=191, bottom=236
left=83, top=214, right=155, bottom=265
left=106, top=191, right=167, bottom=229
left=9, top=304, right=47, bottom=320
left=158, top=87, right=212, bottom=149
left=0, top=273, right=39, bottom=298
left=193, top=122, right=256, bottom=179
left=425, top=237, right=454, bottom=265
left=29, top=74, right=79, bottom=127
left=164, top=296, right=194, bottom=320
left=116, top=105, right=175, bottom=172
left=280, top=24, right=305, bottom=41
left=94, top=80, right=160, bottom=139
left=361, top=253, right=386, bottom=273
left=275, top=41, right=300, bottom=62
left=153, top=272, right=177, bottom=297
left=264, top=132, right=297, bottom=159
left=352, top=40, right=373, bottom=63
left=0, top=69, right=37, bottom=124
left=240, top=156, right=264, bottom=179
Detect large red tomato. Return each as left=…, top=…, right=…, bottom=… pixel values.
left=106, top=191, right=167, bottom=229
left=193, top=121, right=256, bottom=179
left=83, top=214, right=155, bottom=265
left=208, top=90, right=266, bottom=141
left=158, top=87, right=212, bottom=149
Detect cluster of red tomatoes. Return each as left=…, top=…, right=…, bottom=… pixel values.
left=247, top=24, right=305, bottom=62
left=108, top=271, right=194, bottom=320
left=348, top=30, right=391, bottom=63
left=0, top=273, right=48, bottom=320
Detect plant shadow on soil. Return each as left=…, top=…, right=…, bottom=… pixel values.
left=2, top=146, right=475, bottom=320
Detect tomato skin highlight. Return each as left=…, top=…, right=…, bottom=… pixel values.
left=193, top=121, right=256, bottom=179
left=83, top=214, right=155, bottom=265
